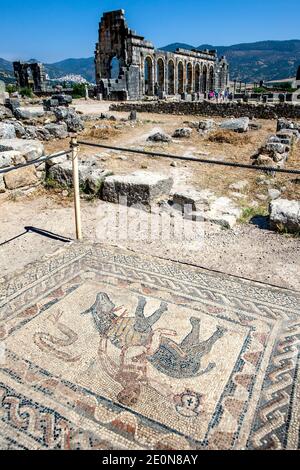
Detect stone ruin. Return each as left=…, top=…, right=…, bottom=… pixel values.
left=95, top=9, right=229, bottom=101
left=251, top=118, right=300, bottom=170
left=13, top=61, right=47, bottom=93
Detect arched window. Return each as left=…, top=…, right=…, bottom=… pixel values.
left=186, top=63, right=193, bottom=93
left=144, top=56, right=154, bottom=96
left=110, top=56, right=120, bottom=79
left=157, top=58, right=165, bottom=92
left=168, top=60, right=175, bottom=95
left=195, top=64, right=200, bottom=93
left=178, top=62, right=184, bottom=94
left=208, top=66, right=214, bottom=91
left=202, top=65, right=208, bottom=94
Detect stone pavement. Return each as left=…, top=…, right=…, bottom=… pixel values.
left=0, top=243, right=299, bottom=450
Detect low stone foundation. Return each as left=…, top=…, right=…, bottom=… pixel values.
left=110, top=101, right=300, bottom=120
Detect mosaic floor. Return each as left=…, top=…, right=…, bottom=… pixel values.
left=0, top=243, right=299, bottom=450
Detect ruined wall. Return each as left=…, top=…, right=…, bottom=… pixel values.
left=110, top=101, right=300, bottom=120
left=13, top=62, right=46, bottom=93
left=95, top=10, right=229, bottom=101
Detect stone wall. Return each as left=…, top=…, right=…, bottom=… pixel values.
left=110, top=101, right=300, bottom=120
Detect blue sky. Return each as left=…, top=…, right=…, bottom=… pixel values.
left=1, top=0, right=300, bottom=63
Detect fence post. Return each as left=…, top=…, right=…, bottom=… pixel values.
left=70, top=137, right=82, bottom=241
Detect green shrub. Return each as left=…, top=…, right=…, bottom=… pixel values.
left=239, top=205, right=268, bottom=224
left=72, top=83, right=86, bottom=99
left=20, top=87, right=33, bottom=98
left=6, top=84, right=17, bottom=94
left=253, top=87, right=267, bottom=94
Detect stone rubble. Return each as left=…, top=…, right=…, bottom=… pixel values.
left=219, top=117, right=249, bottom=133
left=0, top=123, right=16, bottom=139
left=0, top=139, right=44, bottom=161
left=172, top=128, right=192, bottom=138
left=54, top=107, right=85, bottom=133
left=0, top=105, right=13, bottom=120
left=14, top=107, right=45, bottom=120
left=147, top=132, right=172, bottom=143
left=251, top=118, right=299, bottom=169
left=229, top=180, right=249, bottom=192
left=198, top=119, right=216, bottom=133
left=172, top=187, right=242, bottom=228
left=269, top=199, right=300, bottom=233
left=0, top=101, right=84, bottom=141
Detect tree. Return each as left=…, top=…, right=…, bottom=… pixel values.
left=72, top=83, right=86, bottom=99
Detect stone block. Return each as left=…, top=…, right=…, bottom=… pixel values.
left=0, top=105, right=13, bottom=120
left=198, top=119, right=216, bottom=132
left=220, top=117, right=249, bottom=133
left=102, top=171, right=174, bottom=206
left=0, top=123, right=16, bottom=139
left=48, top=161, right=110, bottom=192
left=172, top=188, right=215, bottom=213
left=14, top=107, right=45, bottom=120
left=147, top=132, right=172, bottom=143
left=4, top=166, right=38, bottom=190
left=172, top=128, right=192, bottom=138
left=270, top=198, right=300, bottom=233
left=0, top=139, right=44, bottom=161
left=44, top=123, right=68, bottom=139
left=0, top=150, right=25, bottom=169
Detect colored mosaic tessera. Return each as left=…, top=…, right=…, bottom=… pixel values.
left=0, top=243, right=299, bottom=450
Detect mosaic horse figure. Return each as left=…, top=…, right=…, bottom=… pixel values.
left=81, top=293, right=168, bottom=352
left=148, top=317, right=227, bottom=378
left=82, top=293, right=226, bottom=379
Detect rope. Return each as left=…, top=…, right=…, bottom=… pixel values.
left=77, top=140, right=300, bottom=175
left=0, top=150, right=71, bottom=175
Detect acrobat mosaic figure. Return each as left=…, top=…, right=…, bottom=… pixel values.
left=82, top=293, right=226, bottom=379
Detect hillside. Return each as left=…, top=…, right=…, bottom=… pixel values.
left=0, top=57, right=95, bottom=85
left=1, top=40, right=300, bottom=84
left=44, top=58, right=95, bottom=83
left=160, top=40, right=300, bottom=82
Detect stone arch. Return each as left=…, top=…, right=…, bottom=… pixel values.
left=110, top=56, right=120, bottom=79
left=177, top=61, right=184, bottom=94
left=144, top=56, right=154, bottom=96
left=195, top=63, right=201, bottom=93
left=208, top=66, right=214, bottom=91
left=168, top=60, right=175, bottom=95
left=186, top=62, right=193, bottom=93
left=156, top=58, right=165, bottom=92
left=202, top=64, right=208, bottom=94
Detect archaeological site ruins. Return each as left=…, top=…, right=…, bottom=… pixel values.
left=95, top=10, right=229, bottom=100
left=13, top=61, right=47, bottom=93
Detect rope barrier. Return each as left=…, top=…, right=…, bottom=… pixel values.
left=0, top=149, right=71, bottom=175
left=77, top=140, right=300, bottom=176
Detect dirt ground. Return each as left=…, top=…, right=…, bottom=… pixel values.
left=0, top=99, right=299, bottom=290
left=47, top=99, right=300, bottom=205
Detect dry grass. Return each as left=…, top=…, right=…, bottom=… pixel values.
left=208, top=130, right=252, bottom=145
left=83, top=125, right=120, bottom=140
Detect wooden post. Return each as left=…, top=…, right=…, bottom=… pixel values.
left=70, top=137, right=82, bottom=241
